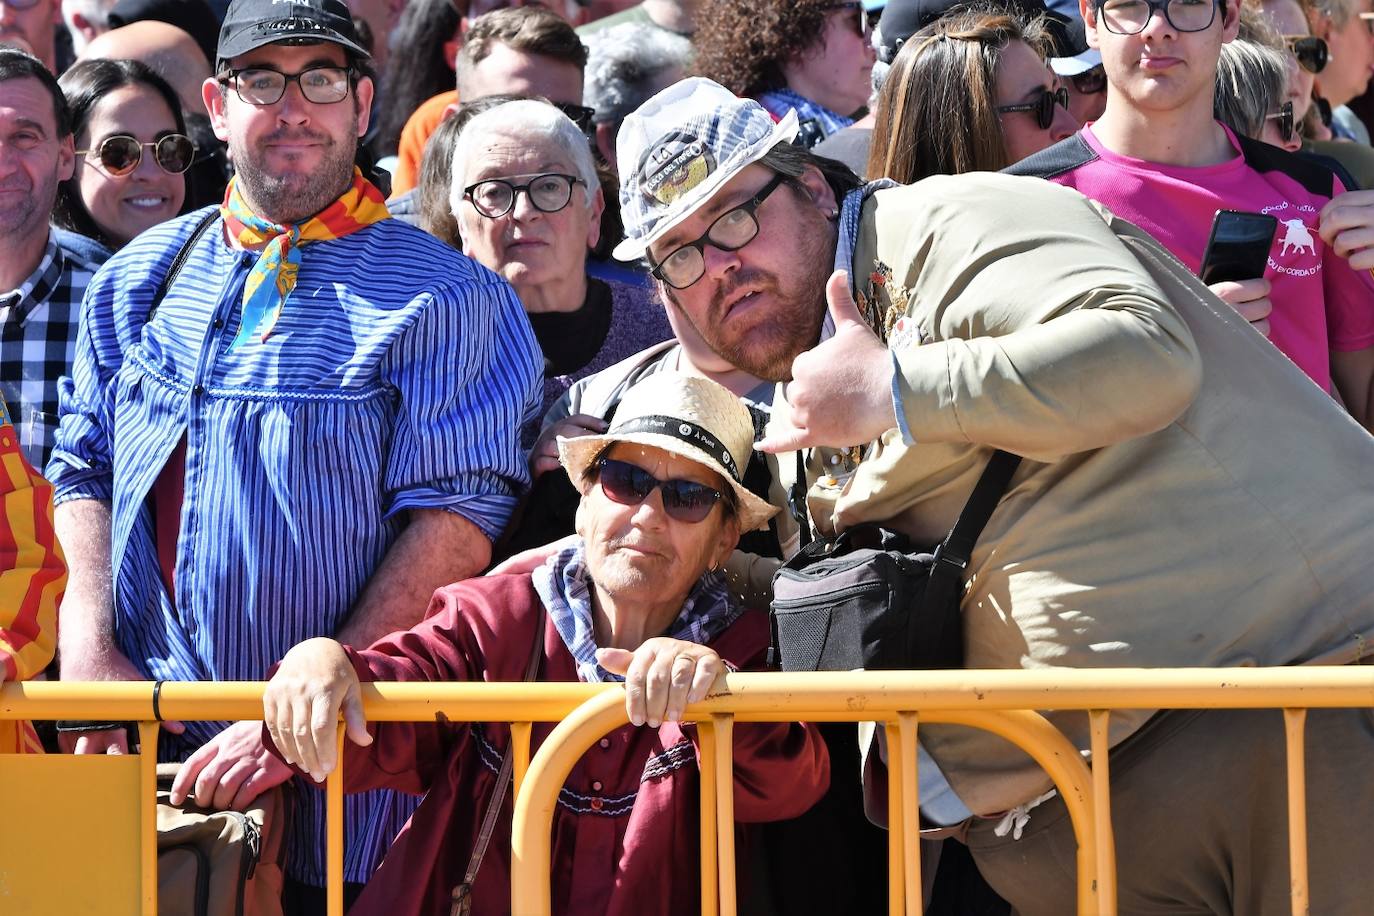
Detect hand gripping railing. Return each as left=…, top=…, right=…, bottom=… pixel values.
left=5, top=666, right=1374, bottom=916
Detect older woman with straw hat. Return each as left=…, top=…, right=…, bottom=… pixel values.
left=252, top=372, right=828, bottom=916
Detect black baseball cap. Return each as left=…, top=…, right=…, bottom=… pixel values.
left=216, top=0, right=370, bottom=67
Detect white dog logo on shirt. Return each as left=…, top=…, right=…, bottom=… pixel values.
left=1279, top=218, right=1317, bottom=257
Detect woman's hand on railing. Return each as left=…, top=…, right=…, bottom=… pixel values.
left=597, top=638, right=728, bottom=728
left=262, top=637, right=373, bottom=784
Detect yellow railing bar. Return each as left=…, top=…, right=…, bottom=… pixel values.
left=897, top=712, right=921, bottom=916
left=697, top=721, right=720, bottom=916
left=884, top=720, right=905, bottom=916
left=712, top=714, right=737, bottom=916
left=1284, top=708, right=1309, bottom=916
left=510, top=722, right=532, bottom=796
left=1088, top=710, right=1117, bottom=915
left=327, top=724, right=345, bottom=916
left=137, top=721, right=160, bottom=916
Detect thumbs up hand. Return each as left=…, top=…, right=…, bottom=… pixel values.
left=756, top=270, right=898, bottom=453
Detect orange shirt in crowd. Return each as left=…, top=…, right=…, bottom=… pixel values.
left=392, top=90, right=459, bottom=196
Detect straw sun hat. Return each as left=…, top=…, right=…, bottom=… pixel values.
left=557, top=373, right=779, bottom=532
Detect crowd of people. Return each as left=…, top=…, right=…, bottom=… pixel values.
left=3, top=0, right=1374, bottom=913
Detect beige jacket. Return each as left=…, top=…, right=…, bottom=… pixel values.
left=772, top=174, right=1374, bottom=814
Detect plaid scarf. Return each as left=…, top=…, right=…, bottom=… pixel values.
left=220, top=167, right=390, bottom=350
left=532, top=540, right=741, bottom=684
left=758, top=87, right=854, bottom=140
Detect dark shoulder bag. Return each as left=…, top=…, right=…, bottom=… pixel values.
left=771, top=450, right=1020, bottom=672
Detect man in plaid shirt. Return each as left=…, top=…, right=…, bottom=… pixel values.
left=0, top=50, right=109, bottom=470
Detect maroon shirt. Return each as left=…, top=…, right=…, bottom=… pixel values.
left=306, top=574, right=829, bottom=916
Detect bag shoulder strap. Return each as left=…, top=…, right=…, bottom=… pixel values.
left=932, top=449, right=1021, bottom=575
left=146, top=209, right=219, bottom=322
left=451, top=605, right=545, bottom=916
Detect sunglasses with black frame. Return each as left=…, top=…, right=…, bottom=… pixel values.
left=1266, top=100, right=1296, bottom=145
left=1284, top=35, right=1328, bottom=74
left=996, top=86, right=1070, bottom=130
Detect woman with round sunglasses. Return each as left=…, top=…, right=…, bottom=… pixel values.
left=866, top=9, right=1079, bottom=183
left=446, top=99, right=671, bottom=443
left=254, top=372, right=826, bottom=916
left=52, top=58, right=191, bottom=250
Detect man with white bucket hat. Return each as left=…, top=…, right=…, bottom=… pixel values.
left=610, top=76, right=1374, bottom=913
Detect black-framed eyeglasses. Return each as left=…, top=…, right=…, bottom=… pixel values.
left=75, top=133, right=196, bottom=176
left=824, top=1, right=872, bottom=39
left=462, top=172, right=585, bottom=219
left=996, top=86, right=1070, bottom=130
left=1284, top=35, right=1328, bottom=73
left=596, top=457, right=726, bottom=524
left=219, top=66, right=354, bottom=106
left=1070, top=65, right=1107, bottom=95
left=1094, top=0, right=1219, bottom=35
left=648, top=172, right=787, bottom=291
left=1267, top=100, right=1295, bottom=144
left=553, top=101, right=596, bottom=137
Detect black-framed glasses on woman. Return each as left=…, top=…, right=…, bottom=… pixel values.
left=996, top=86, right=1070, bottom=130
left=824, top=1, right=872, bottom=39
left=75, top=134, right=196, bottom=176
left=1284, top=35, right=1328, bottom=73
left=1267, top=100, right=1296, bottom=144
left=648, top=172, right=787, bottom=290
left=219, top=66, right=354, bottom=106
left=1095, top=0, right=1218, bottom=35
left=462, top=173, right=585, bottom=218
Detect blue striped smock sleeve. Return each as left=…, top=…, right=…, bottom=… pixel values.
left=380, top=270, right=542, bottom=542
left=46, top=262, right=121, bottom=503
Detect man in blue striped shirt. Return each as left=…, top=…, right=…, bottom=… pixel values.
left=46, top=0, right=542, bottom=907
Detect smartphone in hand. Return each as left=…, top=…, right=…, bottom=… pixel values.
left=1199, top=210, right=1279, bottom=284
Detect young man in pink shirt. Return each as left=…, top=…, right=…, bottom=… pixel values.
left=1008, top=0, right=1374, bottom=430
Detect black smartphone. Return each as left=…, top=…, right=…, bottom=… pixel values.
left=1199, top=210, right=1278, bottom=284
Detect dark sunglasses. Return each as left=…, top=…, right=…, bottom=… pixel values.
left=75, top=133, right=196, bottom=176
left=1070, top=66, right=1107, bottom=95
left=824, top=1, right=872, bottom=39
left=996, top=86, right=1070, bottom=130
left=553, top=101, right=596, bottom=137
left=596, top=457, right=726, bottom=524
left=1284, top=35, right=1328, bottom=74
left=1267, top=100, right=1295, bottom=144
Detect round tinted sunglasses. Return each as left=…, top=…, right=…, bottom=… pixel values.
left=996, top=86, right=1070, bottom=130
left=1284, top=35, right=1328, bottom=74
left=75, top=133, right=196, bottom=176
left=1267, top=100, right=1295, bottom=144
left=596, top=457, right=726, bottom=524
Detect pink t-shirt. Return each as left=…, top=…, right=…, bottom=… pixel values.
left=1024, top=123, right=1374, bottom=390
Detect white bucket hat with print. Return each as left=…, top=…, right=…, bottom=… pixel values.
left=612, top=77, right=799, bottom=263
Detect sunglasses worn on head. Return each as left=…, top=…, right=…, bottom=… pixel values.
left=996, top=86, right=1070, bottom=130
left=1284, top=35, right=1328, bottom=73
left=1267, top=100, right=1295, bottom=144
left=1071, top=66, right=1107, bottom=95
left=553, top=101, right=596, bottom=136
left=824, top=1, right=872, bottom=40
left=75, top=133, right=196, bottom=176
left=596, top=457, right=726, bottom=524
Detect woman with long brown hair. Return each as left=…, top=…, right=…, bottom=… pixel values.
left=867, top=9, right=1077, bottom=182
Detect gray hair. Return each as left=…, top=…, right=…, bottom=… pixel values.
left=1214, top=38, right=1289, bottom=139
left=582, top=22, right=691, bottom=126
left=62, top=0, right=117, bottom=54
left=449, top=99, right=600, bottom=218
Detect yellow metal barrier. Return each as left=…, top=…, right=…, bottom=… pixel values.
left=4, top=667, right=1373, bottom=916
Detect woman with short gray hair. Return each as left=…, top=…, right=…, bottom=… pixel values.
left=1214, top=37, right=1298, bottom=150
left=446, top=100, right=672, bottom=443
left=1306, top=0, right=1374, bottom=140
